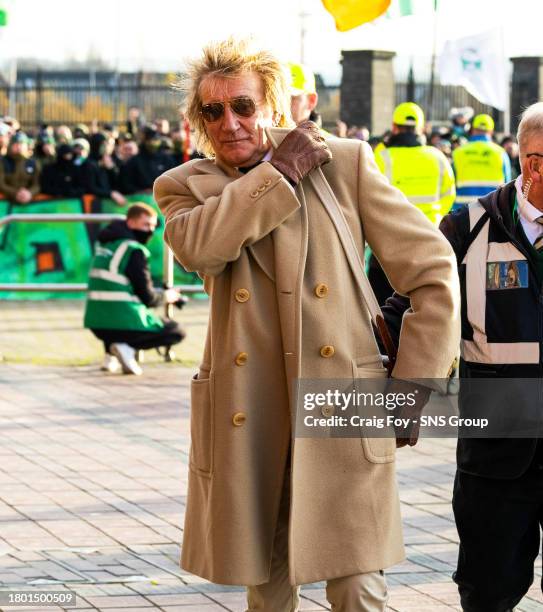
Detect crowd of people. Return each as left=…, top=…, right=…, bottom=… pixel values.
left=0, top=111, right=199, bottom=205
left=0, top=99, right=521, bottom=206
left=336, top=106, right=520, bottom=178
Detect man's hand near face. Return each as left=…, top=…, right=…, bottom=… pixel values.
left=270, top=121, right=332, bottom=185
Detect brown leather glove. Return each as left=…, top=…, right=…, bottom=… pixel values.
left=386, top=379, right=432, bottom=448
left=270, top=121, right=332, bottom=185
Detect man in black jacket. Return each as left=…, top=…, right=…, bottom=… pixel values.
left=118, top=126, right=175, bottom=194
left=40, top=144, right=83, bottom=198
left=382, top=102, right=543, bottom=611
left=83, top=132, right=126, bottom=206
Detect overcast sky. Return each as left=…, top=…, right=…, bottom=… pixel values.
left=0, top=0, right=541, bottom=84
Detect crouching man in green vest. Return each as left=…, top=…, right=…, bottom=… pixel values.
left=84, top=202, right=185, bottom=375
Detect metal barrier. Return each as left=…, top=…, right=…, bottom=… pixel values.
left=0, top=213, right=205, bottom=315
left=0, top=212, right=128, bottom=227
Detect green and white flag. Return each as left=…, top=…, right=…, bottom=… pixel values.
left=387, top=0, right=436, bottom=17
left=0, top=8, right=7, bottom=26
left=438, top=28, right=507, bottom=110
left=398, top=0, right=414, bottom=15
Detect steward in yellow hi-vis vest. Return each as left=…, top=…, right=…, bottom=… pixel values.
left=370, top=102, right=455, bottom=304
left=452, top=113, right=511, bottom=210
left=375, top=102, right=456, bottom=225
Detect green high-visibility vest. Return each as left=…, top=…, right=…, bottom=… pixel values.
left=83, top=238, right=164, bottom=331
left=375, top=145, right=456, bottom=225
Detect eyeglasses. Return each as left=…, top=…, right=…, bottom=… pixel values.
left=200, top=96, right=258, bottom=123
left=527, top=153, right=543, bottom=158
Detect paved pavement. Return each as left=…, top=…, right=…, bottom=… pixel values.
left=0, top=300, right=542, bottom=611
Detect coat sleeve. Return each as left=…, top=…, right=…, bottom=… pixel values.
left=124, top=249, right=161, bottom=307
left=380, top=205, right=470, bottom=349
left=356, top=142, right=460, bottom=380
left=154, top=162, right=301, bottom=277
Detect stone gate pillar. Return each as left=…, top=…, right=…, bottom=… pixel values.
left=340, top=50, right=395, bottom=135
left=511, top=57, right=543, bottom=133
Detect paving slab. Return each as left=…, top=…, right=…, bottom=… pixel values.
left=1, top=300, right=542, bottom=610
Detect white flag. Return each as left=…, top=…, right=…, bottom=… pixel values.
left=438, top=28, right=507, bottom=111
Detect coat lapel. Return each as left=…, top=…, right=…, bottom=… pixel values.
left=272, top=184, right=306, bottom=389
left=266, top=129, right=308, bottom=388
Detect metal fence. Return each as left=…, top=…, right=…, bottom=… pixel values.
left=394, top=81, right=504, bottom=131
left=1, top=79, right=504, bottom=133
left=318, top=82, right=504, bottom=132
left=0, top=84, right=184, bottom=129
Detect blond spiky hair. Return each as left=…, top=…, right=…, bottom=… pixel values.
left=175, top=37, right=293, bottom=157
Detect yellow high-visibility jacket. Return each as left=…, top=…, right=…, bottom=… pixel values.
left=452, top=137, right=511, bottom=206
left=375, top=143, right=456, bottom=225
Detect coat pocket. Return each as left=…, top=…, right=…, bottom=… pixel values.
left=352, top=359, right=396, bottom=464
left=189, top=372, right=214, bottom=477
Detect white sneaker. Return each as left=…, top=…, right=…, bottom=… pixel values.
left=110, top=343, right=143, bottom=376
left=101, top=353, right=121, bottom=373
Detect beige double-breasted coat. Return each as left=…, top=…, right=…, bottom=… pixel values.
left=154, top=129, right=460, bottom=586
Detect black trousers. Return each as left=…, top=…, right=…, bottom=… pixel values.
left=453, top=466, right=543, bottom=612
left=91, top=319, right=185, bottom=353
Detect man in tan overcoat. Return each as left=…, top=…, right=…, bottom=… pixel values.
left=154, top=37, right=460, bottom=612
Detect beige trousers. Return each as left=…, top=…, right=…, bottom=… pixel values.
left=246, top=466, right=388, bottom=612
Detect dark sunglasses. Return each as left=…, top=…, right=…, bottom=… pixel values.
left=200, top=96, right=257, bottom=123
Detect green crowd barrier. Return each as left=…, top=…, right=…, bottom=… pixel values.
left=0, top=195, right=202, bottom=300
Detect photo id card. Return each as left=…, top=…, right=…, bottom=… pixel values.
left=486, top=260, right=529, bottom=290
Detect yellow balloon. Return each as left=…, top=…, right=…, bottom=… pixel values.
left=322, top=0, right=392, bottom=32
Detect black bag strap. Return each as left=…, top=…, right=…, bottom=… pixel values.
left=457, top=211, right=490, bottom=265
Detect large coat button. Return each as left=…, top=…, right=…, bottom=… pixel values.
left=321, top=405, right=334, bottom=417
left=320, top=345, right=335, bottom=358
left=235, top=288, right=250, bottom=302
left=314, top=283, right=329, bottom=298
left=235, top=352, right=248, bottom=366
left=232, top=412, right=246, bottom=427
